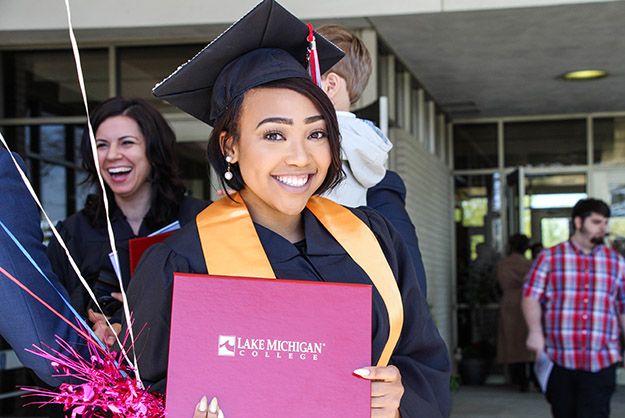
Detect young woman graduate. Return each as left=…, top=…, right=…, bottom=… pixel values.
left=123, top=1, right=451, bottom=417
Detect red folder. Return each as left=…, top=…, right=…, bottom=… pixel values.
left=165, top=273, right=372, bottom=417
left=128, top=232, right=175, bottom=275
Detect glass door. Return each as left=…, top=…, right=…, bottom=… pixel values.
left=523, top=172, right=587, bottom=250
left=504, top=169, right=586, bottom=251
left=504, top=168, right=525, bottom=239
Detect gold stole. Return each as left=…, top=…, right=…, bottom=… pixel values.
left=196, top=192, right=404, bottom=367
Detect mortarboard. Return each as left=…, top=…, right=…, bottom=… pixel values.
left=152, top=0, right=345, bottom=126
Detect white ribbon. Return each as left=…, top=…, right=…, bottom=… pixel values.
left=62, top=0, right=140, bottom=383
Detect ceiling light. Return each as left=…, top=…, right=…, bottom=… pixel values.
left=561, top=70, right=608, bottom=80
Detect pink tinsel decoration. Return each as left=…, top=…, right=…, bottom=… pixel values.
left=20, top=335, right=166, bottom=417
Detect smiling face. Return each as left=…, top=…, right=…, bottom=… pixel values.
left=224, top=87, right=332, bottom=229
left=95, top=115, right=152, bottom=202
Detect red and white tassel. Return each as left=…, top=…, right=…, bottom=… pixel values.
left=306, top=24, right=323, bottom=88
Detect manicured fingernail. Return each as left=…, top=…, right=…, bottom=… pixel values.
left=209, top=397, right=218, bottom=413
left=198, top=396, right=208, bottom=412
left=218, top=410, right=225, bottom=418
left=353, top=368, right=370, bottom=377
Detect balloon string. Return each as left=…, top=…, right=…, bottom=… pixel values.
left=0, top=264, right=92, bottom=346
left=0, top=220, right=96, bottom=345
left=0, top=225, right=130, bottom=378
left=63, top=0, right=140, bottom=382
left=0, top=134, right=137, bottom=378
left=0, top=264, right=131, bottom=379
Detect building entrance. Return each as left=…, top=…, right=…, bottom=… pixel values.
left=507, top=170, right=587, bottom=251
left=456, top=168, right=588, bottom=383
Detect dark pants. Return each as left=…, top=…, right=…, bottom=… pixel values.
left=546, top=363, right=616, bottom=418
left=509, top=362, right=533, bottom=391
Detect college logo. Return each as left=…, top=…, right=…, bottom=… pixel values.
left=218, top=335, right=236, bottom=357
left=217, top=335, right=325, bottom=361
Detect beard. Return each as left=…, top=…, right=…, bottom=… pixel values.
left=581, top=224, right=606, bottom=245
left=590, top=235, right=605, bottom=245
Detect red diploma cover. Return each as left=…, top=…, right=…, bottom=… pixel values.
left=128, top=232, right=175, bottom=275
left=165, top=273, right=372, bottom=417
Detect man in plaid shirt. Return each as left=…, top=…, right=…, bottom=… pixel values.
left=523, top=198, right=625, bottom=417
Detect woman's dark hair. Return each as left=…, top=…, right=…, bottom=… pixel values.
left=81, top=96, right=186, bottom=229
left=207, top=77, right=344, bottom=196
left=508, top=233, right=530, bottom=254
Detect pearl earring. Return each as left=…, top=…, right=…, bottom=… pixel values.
left=224, top=155, right=233, bottom=181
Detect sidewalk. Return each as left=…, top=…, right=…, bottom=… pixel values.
left=450, top=384, right=625, bottom=417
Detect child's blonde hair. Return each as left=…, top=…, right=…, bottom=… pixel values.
left=317, top=24, right=372, bottom=104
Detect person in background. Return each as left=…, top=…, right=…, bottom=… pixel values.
left=496, top=233, right=534, bottom=392
left=46, top=97, right=208, bottom=337
left=0, top=148, right=85, bottom=387
left=523, top=198, right=625, bottom=417
left=531, top=242, right=544, bottom=259
left=317, top=24, right=429, bottom=296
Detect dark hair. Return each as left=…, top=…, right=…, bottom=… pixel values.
left=80, top=97, right=186, bottom=229
left=530, top=242, right=544, bottom=259
left=508, top=234, right=529, bottom=254
left=571, top=198, right=610, bottom=224
left=207, top=77, right=344, bottom=196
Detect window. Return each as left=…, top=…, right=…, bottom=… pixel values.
left=4, top=124, right=88, bottom=223
left=504, top=119, right=586, bottom=167
left=593, top=117, right=625, bottom=165
left=455, top=173, right=502, bottom=252
left=2, top=44, right=216, bottom=225
left=118, top=44, right=205, bottom=113
left=2, top=49, right=108, bottom=118
left=453, top=123, right=498, bottom=169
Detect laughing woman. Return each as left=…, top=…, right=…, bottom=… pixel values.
left=124, top=2, right=450, bottom=417
left=46, top=97, right=208, bottom=324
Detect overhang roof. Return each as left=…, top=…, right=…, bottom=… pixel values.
left=368, top=1, right=625, bottom=119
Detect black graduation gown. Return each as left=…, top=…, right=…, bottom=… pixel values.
left=46, top=196, right=209, bottom=317
left=124, top=206, right=451, bottom=417
left=367, top=170, right=429, bottom=297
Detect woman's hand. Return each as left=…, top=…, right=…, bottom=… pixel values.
left=88, top=292, right=124, bottom=347
left=88, top=309, right=121, bottom=347
left=354, top=365, right=404, bottom=418
left=192, top=396, right=224, bottom=418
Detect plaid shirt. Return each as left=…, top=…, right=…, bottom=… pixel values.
left=523, top=239, right=625, bottom=372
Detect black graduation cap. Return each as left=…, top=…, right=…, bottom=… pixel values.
left=152, top=0, right=345, bottom=126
